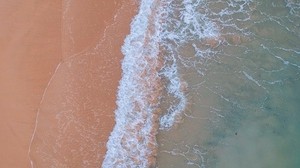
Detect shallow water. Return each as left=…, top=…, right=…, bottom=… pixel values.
left=155, top=0, right=300, bottom=167
left=103, top=0, right=300, bottom=167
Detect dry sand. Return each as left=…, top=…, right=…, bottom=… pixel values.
left=0, top=0, right=137, bottom=167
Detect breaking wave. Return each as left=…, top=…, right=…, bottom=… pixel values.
left=102, top=0, right=221, bottom=167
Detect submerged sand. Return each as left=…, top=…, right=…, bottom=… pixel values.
left=0, top=0, right=137, bottom=167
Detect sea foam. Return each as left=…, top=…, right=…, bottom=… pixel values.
left=103, top=0, right=220, bottom=167
left=102, top=0, right=165, bottom=167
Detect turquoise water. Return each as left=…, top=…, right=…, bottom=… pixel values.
left=155, top=0, right=300, bottom=167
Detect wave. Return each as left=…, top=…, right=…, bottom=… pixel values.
left=102, top=0, right=221, bottom=167
left=102, top=0, right=165, bottom=167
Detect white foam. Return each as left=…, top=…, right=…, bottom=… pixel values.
left=160, top=0, right=219, bottom=43
left=285, top=0, right=300, bottom=17
left=159, top=61, right=188, bottom=129
left=102, top=0, right=163, bottom=167
left=181, top=0, right=219, bottom=38
left=103, top=0, right=222, bottom=167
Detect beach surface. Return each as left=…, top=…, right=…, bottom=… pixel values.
left=0, top=0, right=137, bottom=167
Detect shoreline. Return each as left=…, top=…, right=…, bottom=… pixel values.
left=29, top=0, right=138, bottom=167
left=0, top=0, right=137, bottom=167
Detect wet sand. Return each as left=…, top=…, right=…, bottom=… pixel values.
left=0, top=0, right=137, bottom=167
left=0, top=1, right=61, bottom=167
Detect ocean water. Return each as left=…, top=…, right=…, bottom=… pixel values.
left=103, top=0, right=300, bottom=167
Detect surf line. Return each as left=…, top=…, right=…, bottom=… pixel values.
left=102, top=0, right=188, bottom=167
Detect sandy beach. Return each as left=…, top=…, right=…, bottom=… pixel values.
left=0, top=0, right=137, bottom=167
